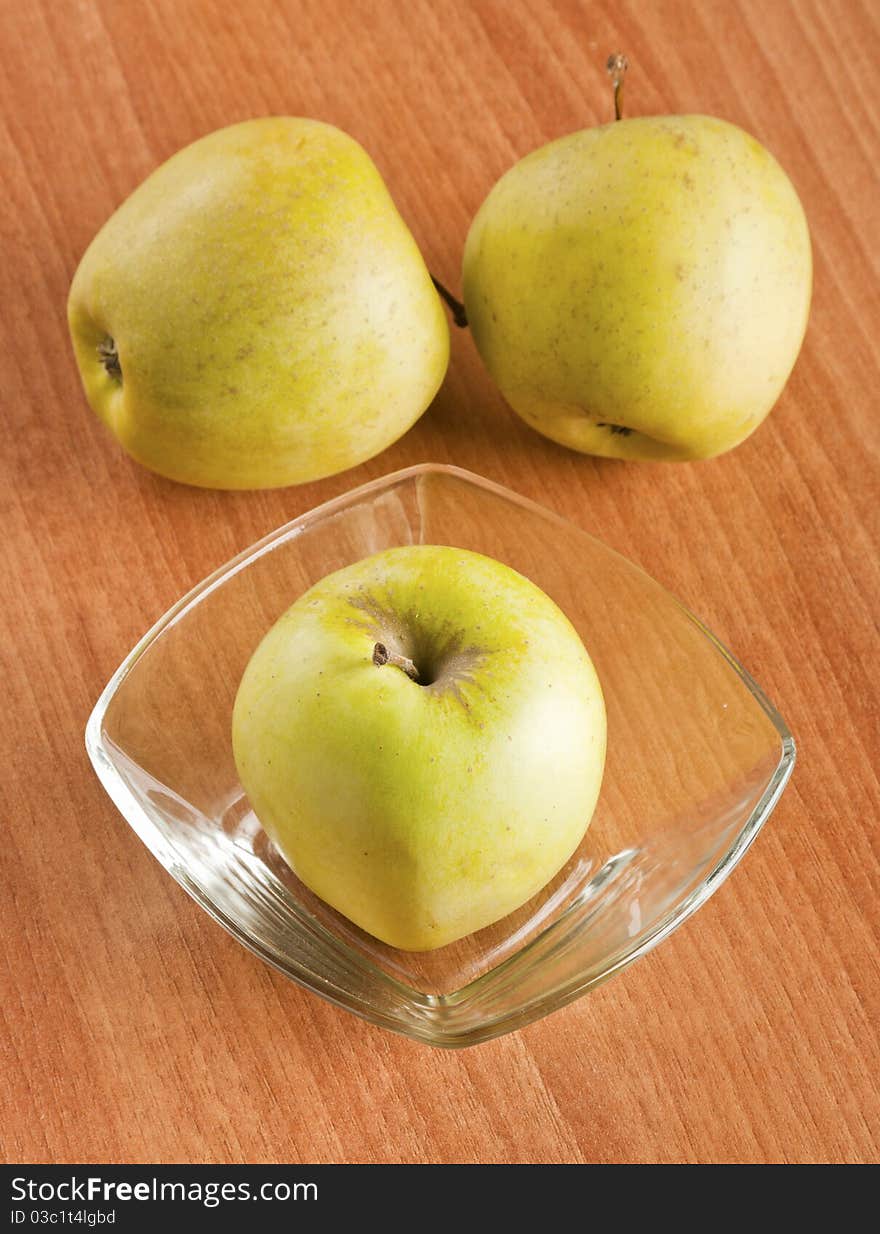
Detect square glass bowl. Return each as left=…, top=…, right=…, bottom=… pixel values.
left=86, top=464, right=794, bottom=1047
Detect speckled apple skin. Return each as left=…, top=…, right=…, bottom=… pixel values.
left=68, top=118, right=448, bottom=489
left=463, top=115, right=812, bottom=460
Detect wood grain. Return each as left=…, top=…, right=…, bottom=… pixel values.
left=1, top=0, right=878, bottom=1164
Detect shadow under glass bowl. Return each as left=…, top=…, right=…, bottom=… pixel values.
left=85, top=463, right=795, bottom=1047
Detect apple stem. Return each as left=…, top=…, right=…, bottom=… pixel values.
left=606, top=53, right=628, bottom=122
left=431, top=275, right=469, bottom=329
left=372, top=642, right=421, bottom=682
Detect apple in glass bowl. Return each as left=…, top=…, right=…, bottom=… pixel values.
left=232, top=545, right=607, bottom=951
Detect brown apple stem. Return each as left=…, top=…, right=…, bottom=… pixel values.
left=431, top=275, right=469, bottom=328
left=606, top=52, right=628, bottom=122
left=372, top=642, right=421, bottom=682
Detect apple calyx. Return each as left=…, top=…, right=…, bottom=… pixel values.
left=431, top=275, right=468, bottom=329
left=97, top=336, right=122, bottom=382
left=606, top=52, right=628, bottom=122
left=372, top=641, right=421, bottom=682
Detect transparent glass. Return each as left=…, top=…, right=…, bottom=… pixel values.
left=86, top=464, right=795, bottom=1047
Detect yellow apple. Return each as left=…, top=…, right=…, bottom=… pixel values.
left=68, top=118, right=448, bottom=488
left=462, top=113, right=812, bottom=460
left=232, top=546, right=606, bottom=951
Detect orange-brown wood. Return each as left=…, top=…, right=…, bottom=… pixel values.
left=1, top=0, right=878, bottom=1164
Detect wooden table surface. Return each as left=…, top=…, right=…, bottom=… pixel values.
left=2, top=0, right=878, bottom=1165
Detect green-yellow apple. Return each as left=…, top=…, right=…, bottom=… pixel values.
left=67, top=118, right=448, bottom=489
left=462, top=112, right=812, bottom=460
left=232, top=545, right=606, bottom=951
